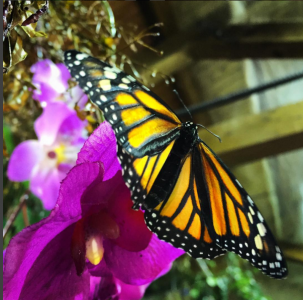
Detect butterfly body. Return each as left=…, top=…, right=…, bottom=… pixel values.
left=142, top=121, right=199, bottom=210
left=64, top=50, right=288, bottom=279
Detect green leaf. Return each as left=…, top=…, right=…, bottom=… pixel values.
left=3, top=36, right=12, bottom=70
left=21, top=24, right=48, bottom=38
left=11, top=33, right=27, bottom=66
left=3, top=124, right=15, bottom=155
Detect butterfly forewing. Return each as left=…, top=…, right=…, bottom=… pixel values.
left=65, top=50, right=181, bottom=158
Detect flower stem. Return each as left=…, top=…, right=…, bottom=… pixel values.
left=3, top=192, right=29, bottom=240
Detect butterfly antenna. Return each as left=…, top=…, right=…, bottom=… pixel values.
left=173, top=89, right=193, bottom=121
left=197, top=124, right=222, bottom=143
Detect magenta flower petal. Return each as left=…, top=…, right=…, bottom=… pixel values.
left=104, top=234, right=184, bottom=285
left=87, top=259, right=112, bottom=278
left=30, top=168, right=67, bottom=210
left=77, top=121, right=121, bottom=181
left=90, top=275, right=119, bottom=300
left=14, top=225, right=90, bottom=300
left=56, top=63, right=71, bottom=89
left=31, top=60, right=67, bottom=100
left=34, top=102, right=78, bottom=146
left=3, top=162, right=104, bottom=299
left=4, top=118, right=182, bottom=298
left=32, top=81, right=61, bottom=103
left=70, top=85, right=88, bottom=109
left=7, top=140, right=43, bottom=181
left=31, top=59, right=57, bottom=83
left=80, top=170, right=151, bottom=252
left=8, top=100, right=87, bottom=210
left=90, top=275, right=150, bottom=300
left=58, top=162, right=74, bottom=174
left=107, top=174, right=152, bottom=252
left=59, top=111, right=87, bottom=143
left=3, top=249, right=6, bottom=272
left=117, top=279, right=149, bottom=300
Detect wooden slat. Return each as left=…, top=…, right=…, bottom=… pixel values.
left=136, top=23, right=303, bottom=84
left=189, top=23, right=303, bottom=59
left=199, top=101, right=303, bottom=166
left=281, top=244, right=303, bottom=263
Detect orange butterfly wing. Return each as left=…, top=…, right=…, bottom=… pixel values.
left=65, top=50, right=182, bottom=158
left=195, top=142, right=287, bottom=278
left=64, top=50, right=288, bottom=279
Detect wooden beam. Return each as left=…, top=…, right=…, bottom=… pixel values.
left=280, top=243, right=303, bottom=264
left=199, top=101, right=303, bottom=166
left=137, top=23, right=303, bottom=84
left=189, top=23, right=303, bottom=60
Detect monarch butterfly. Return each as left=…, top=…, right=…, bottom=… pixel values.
left=64, top=50, right=287, bottom=279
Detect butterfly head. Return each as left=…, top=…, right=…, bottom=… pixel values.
left=181, top=121, right=199, bottom=145
left=183, top=121, right=198, bottom=132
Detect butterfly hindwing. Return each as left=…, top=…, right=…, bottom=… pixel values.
left=65, top=50, right=182, bottom=158
left=197, top=141, right=288, bottom=278
left=144, top=153, right=226, bottom=259
left=117, top=141, right=176, bottom=208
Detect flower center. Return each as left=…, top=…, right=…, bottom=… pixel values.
left=85, top=235, right=104, bottom=266
left=53, top=144, right=66, bottom=164
left=47, top=151, right=56, bottom=159
left=71, top=209, right=120, bottom=275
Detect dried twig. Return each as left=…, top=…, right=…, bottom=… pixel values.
left=3, top=0, right=12, bottom=42
left=22, top=203, right=30, bottom=227
left=21, top=1, right=49, bottom=26
left=3, top=1, right=10, bottom=31
left=3, top=192, right=30, bottom=240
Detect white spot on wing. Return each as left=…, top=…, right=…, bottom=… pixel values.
left=248, top=212, right=253, bottom=224
left=257, top=212, right=264, bottom=222
left=119, top=84, right=128, bottom=89
left=247, top=195, right=254, bottom=206
left=76, top=53, right=89, bottom=60
left=104, top=71, right=117, bottom=79
left=122, top=77, right=131, bottom=84
left=276, top=253, right=282, bottom=261
left=254, top=234, right=263, bottom=250
left=100, top=95, right=107, bottom=102
left=235, top=179, right=242, bottom=187
left=127, top=75, right=136, bottom=82
left=257, top=223, right=267, bottom=237
left=99, top=80, right=111, bottom=91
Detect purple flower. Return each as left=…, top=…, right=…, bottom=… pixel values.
left=89, top=274, right=150, bottom=300
left=31, top=59, right=88, bottom=108
left=7, top=102, right=87, bottom=209
left=3, top=122, right=184, bottom=300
